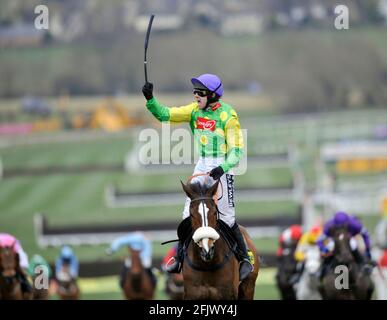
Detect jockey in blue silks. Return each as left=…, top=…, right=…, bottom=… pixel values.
left=317, top=211, right=375, bottom=279
left=106, top=232, right=157, bottom=288
left=55, top=246, right=79, bottom=280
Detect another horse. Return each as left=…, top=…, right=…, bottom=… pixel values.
left=295, top=246, right=322, bottom=300
left=165, top=272, right=184, bottom=300
left=180, top=179, right=259, bottom=300
left=319, top=228, right=374, bottom=300
left=0, top=245, right=25, bottom=300
left=123, top=247, right=155, bottom=300
left=56, top=268, right=80, bottom=300
left=275, top=242, right=298, bottom=300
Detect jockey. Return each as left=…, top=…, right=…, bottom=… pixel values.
left=276, top=225, right=303, bottom=257
left=55, top=246, right=79, bottom=281
left=291, top=225, right=322, bottom=284
left=106, top=231, right=157, bottom=289
left=142, top=74, right=253, bottom=281
left=294, top=225, right=323, bottom=262
left=161, top=244, right=178, bottom=272
left=28, top=254, right=52, bottom=280
left=0, top=232, right=32, bottom=294
left=276, top=225, right=303, bottom=285
left=317, top=212, right=375, bottom=278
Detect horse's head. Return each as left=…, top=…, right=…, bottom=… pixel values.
left=0, top=243, right=19, bottom=278
left=332, top=227, right=353, bottom=265
left=181, top=179, right=220, bottom=262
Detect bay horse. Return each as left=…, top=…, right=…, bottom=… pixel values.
left=319, top=227, right=374, bottom=300
left=56, top=269, right=80, bottom=300
left=123, top=247, right=155, bottom=300
left=180, top=177, right=259, bottom=300
left=0, top=245, right=28, bottom=300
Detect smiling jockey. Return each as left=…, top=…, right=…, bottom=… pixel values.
left=142, top=74, right=253, bottom=281
left=0, top=232, right=32, bottom=295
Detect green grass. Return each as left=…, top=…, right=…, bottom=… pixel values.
left=1, top=137, right=133, bottom=169
left=48, top=267, right=279, bottom=300
left=0, top=160, right=293, bottom=263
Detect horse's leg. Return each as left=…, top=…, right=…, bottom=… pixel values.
left=355, top=273, right=374, bottom=300
left=238, top=226, right=259, bottom=300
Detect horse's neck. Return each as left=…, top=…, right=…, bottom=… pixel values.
left=130, top=250, right=143, bottom=273
left=334, top=240, right=354, bottom=262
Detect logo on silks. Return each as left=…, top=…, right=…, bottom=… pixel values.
left=226, top=174, right=235, bottom=207
left=197, top=117, right=216, bottom=131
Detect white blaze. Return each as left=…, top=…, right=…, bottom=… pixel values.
left=198, top=202, right=209, bottom=227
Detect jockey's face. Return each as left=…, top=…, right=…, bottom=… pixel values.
left=193, top=89, right=209, bottom=109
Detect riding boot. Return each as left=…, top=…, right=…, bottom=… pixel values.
left=146, top=268, right=158, bottom=288
left=231, top=223, right=254, bottom=281
left=165, top=240, right=184, bottom=274
left=290, top=262, right=304, bottom=285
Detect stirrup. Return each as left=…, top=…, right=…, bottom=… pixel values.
left=239, top=258, right=253, bottom=281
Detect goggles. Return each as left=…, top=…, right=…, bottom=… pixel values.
left=193, top=89, right=210, bottom=97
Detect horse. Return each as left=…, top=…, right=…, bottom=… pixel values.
left=275, top=242, right=299, bottom=300
left=319, top=227, right=374, bottom=300
left=295, top=246, right=322, bottom=300
left=165, top=272, right=184, bottom=300
left=180, top=178, right=259, bottom=300
left=56, top=268, right=80, bottom=300
left=122, top=247, right=155, bottom=300
left=0, top=245, right=27, bottom=300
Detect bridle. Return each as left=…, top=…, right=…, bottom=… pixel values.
left=187, top=172, right=224, bottom=217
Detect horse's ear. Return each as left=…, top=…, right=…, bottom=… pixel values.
left=207, top=179, right=220, bottom=197
left=181, top=180, right=194, bottom=199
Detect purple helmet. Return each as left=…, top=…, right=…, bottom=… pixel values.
left=333, top=211, right=350, bottom=226
left=191, top=74, right=223, bottom=97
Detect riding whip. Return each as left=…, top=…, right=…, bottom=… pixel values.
left=144, top=14, right=155, bottom=83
